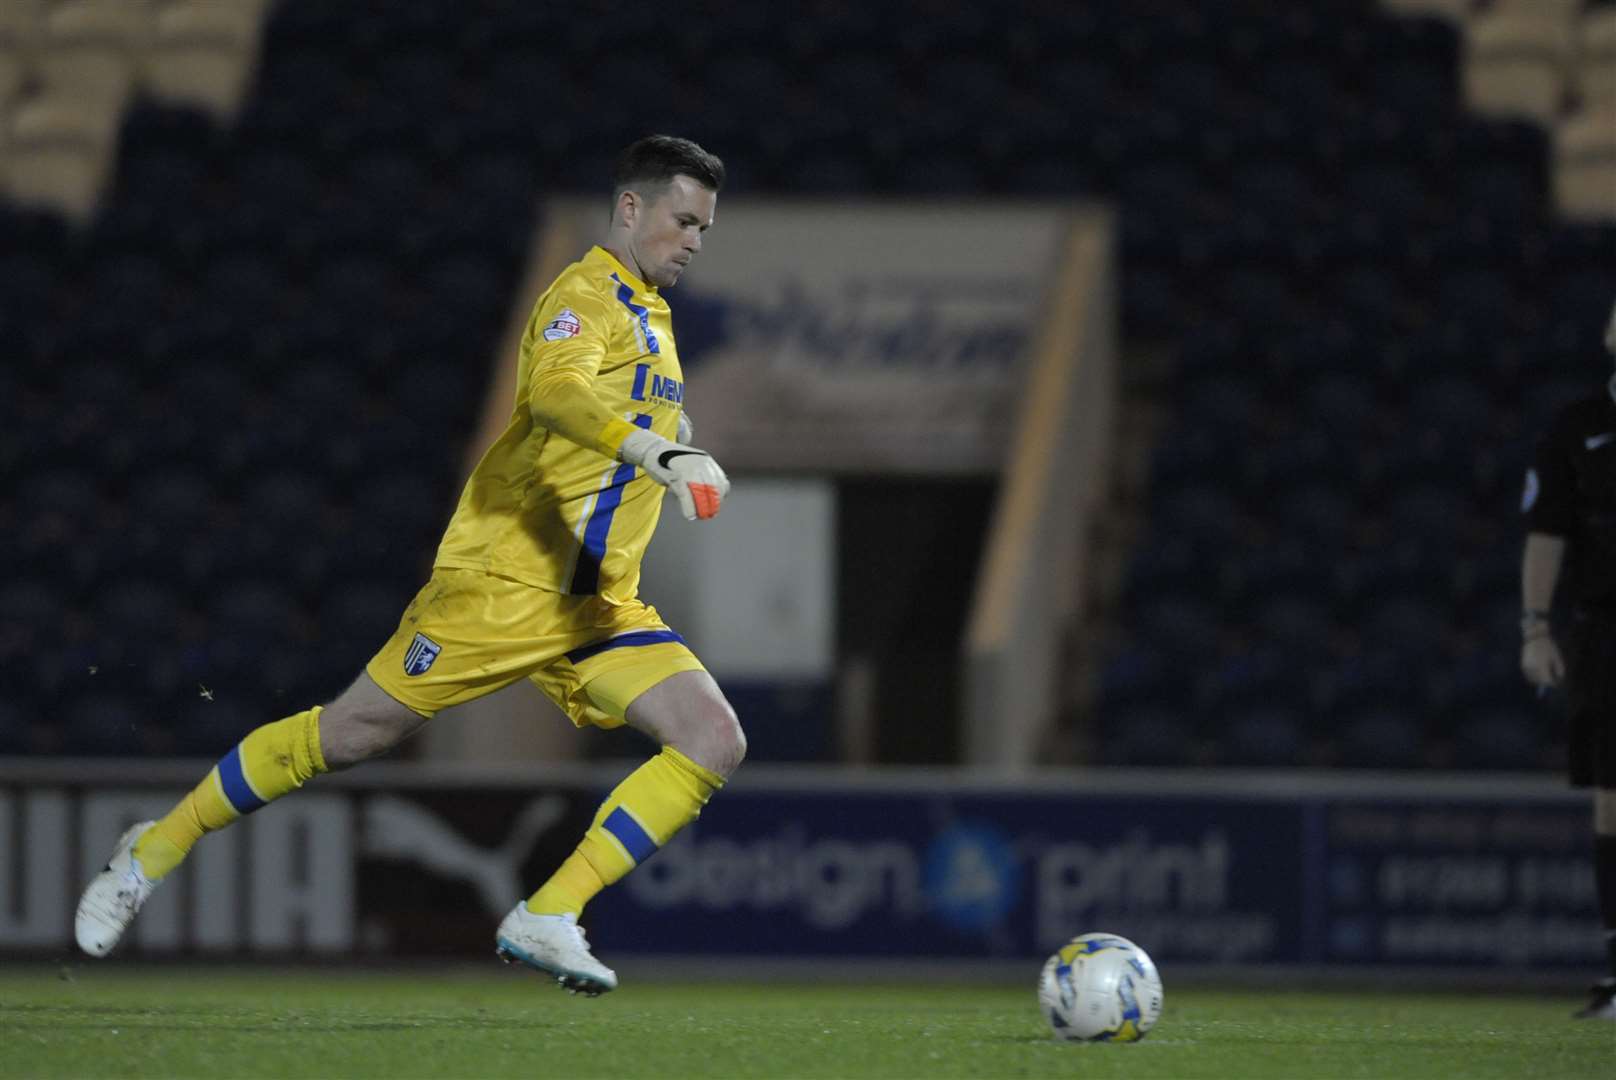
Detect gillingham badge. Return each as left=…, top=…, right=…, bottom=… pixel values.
left=403, top=632, right=442, bottom=676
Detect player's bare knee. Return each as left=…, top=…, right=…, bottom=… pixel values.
left=319, top=711, right=380, bottom=770
left=318, top=690, right=427, bottom=769
left=673, top=704, right=744, bottom=778
left=323, top=711, right=414, bottom=768
left=703, top=712, right=745, bottom=777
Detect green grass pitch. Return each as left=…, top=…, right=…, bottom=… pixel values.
left=1, top=965, right=1611, bottom=1079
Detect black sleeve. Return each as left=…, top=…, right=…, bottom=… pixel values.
left=1523, top=412, right=1576, bottom=536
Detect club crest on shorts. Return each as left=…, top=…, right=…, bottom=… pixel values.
left=542, top=308, right=581, bottom=341
left=403, top=632, right=442, bottom=676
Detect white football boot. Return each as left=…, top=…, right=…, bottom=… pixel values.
left=75, top=821, right=159, bottom=957
left=495, top=905, right=618, bottom=995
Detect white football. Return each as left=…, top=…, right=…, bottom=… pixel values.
left=1037, top=932, right=1163, bottom=1042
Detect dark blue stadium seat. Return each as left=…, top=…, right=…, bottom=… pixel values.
left=1198, top=647, right=1302, bottom=716
left=1153, top=488, right=1248, bottom=550
left=1250, top=593, right=1339, bottom=663
left=1331, top=262, right=1410, bottom=326
left=1320, top=650, right=1424, bottom=719
left=895, top=150, right=984, bottom=196
left=322, top=581, right=409, bottom=645
left=172, top=697, right=260, bottom=757
left=1305, top=373, right=1380, bottom=436
left=1230, top=160, right=1318, bottom=223
left=1360, top=599, right=1452, bottom=659
left=1407, top=377, right=1497, bottom=440
left=1367, top=427, right=1478, bottom=496
left=1123, top=534, right=1209, bottom=604
left=0, top=701, right=28, bottom=754
left=1225, top=538, right=1319, bottom=604
left=1242, top=429, right=1350, bottom=497
left=1133, top=596, right=1225, bottom=659
left=64, top=694, right=148, bottom=756
left=1372, top=65, right=1458, bottom=127
left=1451, top=708, right=1543, bottom=771
left=371, top=47, right=459, bottom=107
left=1336, top=707, right=1427, bottom=769
left=1148, top=427, right=1227, bottom=492
left=1333, top=541, right=1451, bottom=619
left=355, top=473, right=452, bottom=536
left=1120, top=263, right=1189, bottom=334
left=284, top=364, right=366, bottom=428
left=1101, top=706, right=1197, bottom=767
left=24, top=468, right=102, bottom=520
left=1183, top=372, right=1269, bottom=436
left=1221, top=705, right=1305, bottom=767
left=790, top=146, right=879, bottom=194
left=101, top=580, right=184, bottom=639
left=1428, top=649, right=1521, bottom=725
left=208, top=580, right=304, bottom=640
left=232, top=147, right=324, bottom=216
left=1096, top=647, right=1180, bottom=712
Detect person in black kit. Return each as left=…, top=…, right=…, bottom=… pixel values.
left=1519, top=298, right=1616, bottom=1021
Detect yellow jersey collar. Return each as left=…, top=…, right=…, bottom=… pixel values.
left=592, top=245, right=658, bottom=298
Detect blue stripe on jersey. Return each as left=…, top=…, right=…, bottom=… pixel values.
left=217, top=746, right=267, bottom=815
left=630, top=362, right=649, bottom=401
left=602, top=806, right=659, bottom=864
left=565, top=628, right=687, bottom=665
left=568, top=414, right=654, bottom=595
left=611, top=273, right=661, bottom=355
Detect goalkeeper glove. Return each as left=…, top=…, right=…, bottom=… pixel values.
left=619, top=427, right=730, bottom=521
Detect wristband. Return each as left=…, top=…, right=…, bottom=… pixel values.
left=598, top=417, right=641, bottom=459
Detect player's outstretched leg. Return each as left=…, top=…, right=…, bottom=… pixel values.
left=73, top=706, right=327, bottom=956
left=74, top=675, right=427, bottom=957
left=74, top=820, right=159, bottom=957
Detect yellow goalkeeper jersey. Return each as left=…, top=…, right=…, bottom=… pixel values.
left=434, top=246, right=685, bottom=602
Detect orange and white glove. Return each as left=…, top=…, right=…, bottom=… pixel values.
left=619, top=427, right=730, bottom=521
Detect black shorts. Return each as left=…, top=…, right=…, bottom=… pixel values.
left=1566, top=610, right=1616, bottom=788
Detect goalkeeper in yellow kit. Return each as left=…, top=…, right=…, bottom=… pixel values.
left=74, top=135, right=741, bottom=994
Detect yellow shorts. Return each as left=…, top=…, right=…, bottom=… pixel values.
left=365, top=567, right=706, bottom=727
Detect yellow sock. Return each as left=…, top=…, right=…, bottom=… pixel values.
left=133, top=707, right=326, bottom=880
left=527, top=746, right=722, bottom=916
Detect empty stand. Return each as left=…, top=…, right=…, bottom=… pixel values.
left=2, top=0, right=1611, bottom=764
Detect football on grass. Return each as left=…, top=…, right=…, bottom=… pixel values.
left=1038, top=932, right=1163, bottom=1042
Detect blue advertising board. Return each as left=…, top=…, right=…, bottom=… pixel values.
left=1318, top=799, right=1597, bottom=966
left=0, top=762, right=1599, bottom=968
left=596, top=790, right=1307, bottom=963
left=591, top=776, right=1597, bottom=967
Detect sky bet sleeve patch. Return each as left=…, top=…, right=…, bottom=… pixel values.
left=542, top=308, right=582, bottom=341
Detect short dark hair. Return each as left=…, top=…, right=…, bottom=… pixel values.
left=613, top=135, right=725, bottom=201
